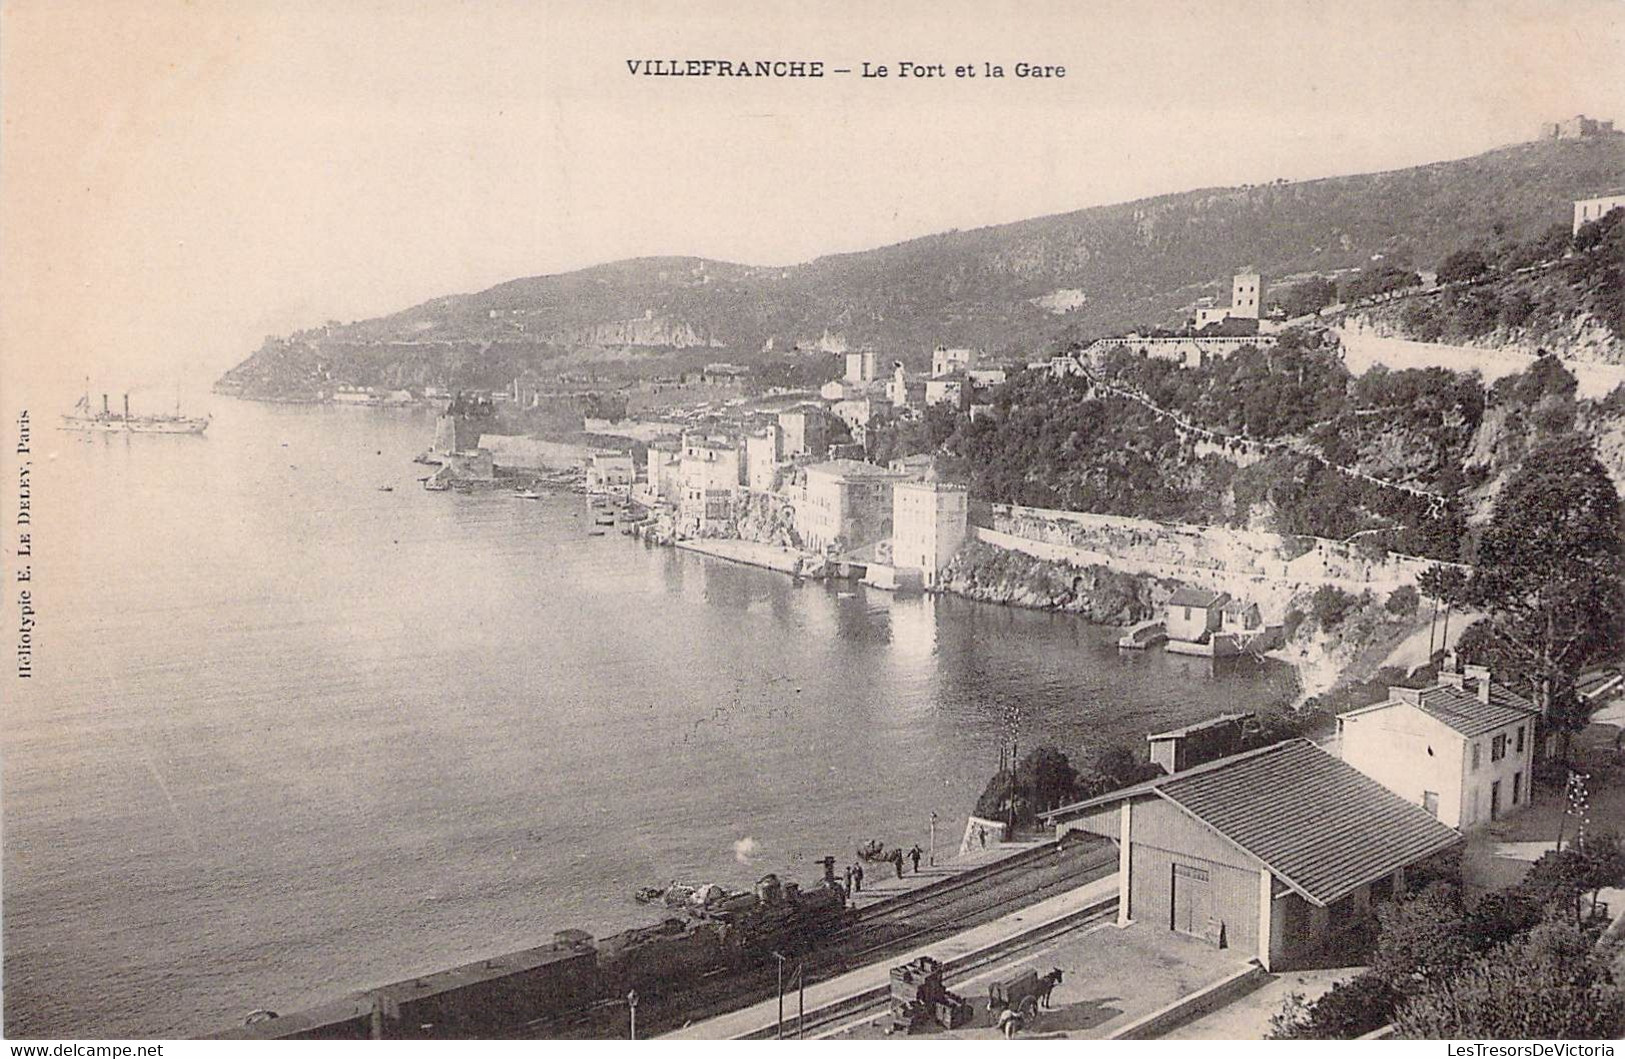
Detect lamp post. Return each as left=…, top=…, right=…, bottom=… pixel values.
left=772, top=951, right=787, bottom=1039
left=929, top=811, right=938, bottom=867
left=627, top=990, right=638, bottom=1041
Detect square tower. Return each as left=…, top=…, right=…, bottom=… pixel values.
left=1231, top=271, right=1262, bottom=320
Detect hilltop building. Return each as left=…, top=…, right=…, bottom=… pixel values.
left=1338, top=666, right=1538, bottom=830
left=1042, top=739, right=1462, bottom=971
left=930, top=345, right=978, bottom=377
left=1573, top=191, right=1625, bottom=234
left=1195, top=271, right=1264, bottom=329
left=844, top=349, right=880, bottom=384
left=1539, top=114, right=1616, bottom=141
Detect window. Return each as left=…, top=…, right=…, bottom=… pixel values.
left=1513, top=772, right=1522, bottom=805
left=1491, top=734, right=1507, bottom=762
left=1471, top=743, right=1481, bottom=771
left=1516, top=726, right=1525, bottom=753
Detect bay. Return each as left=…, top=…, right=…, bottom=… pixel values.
left=1, top=397, right=1296, bottom=1038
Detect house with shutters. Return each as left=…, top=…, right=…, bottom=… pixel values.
left=1040, top=738, right=1461, bottom=971
left=1337, top=665, right=1538, bottom=830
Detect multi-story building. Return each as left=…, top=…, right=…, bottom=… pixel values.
left=1195, top=271, right=1265, bottom=328
left=777, top=405, right=832, bottom=458
left=587, top=451, right=635, bottom=495
left=1337, top=666, right=1538, bottom=829
left=745, top=425, right=783, bottom=493
left=1573, top=191, right=1625, bottom=235
left=796, top=459, right=910, bottom=553
left=891, top=480, right=969, bottom=587
left=844, top=349, right=879, bottom=383
left=924, top=375, right=963, bottom=408
left=931, top=345, right=978, bottom=377
left=679, top=434, right=743, bottom=533
left=645, top=439, right=682, bottom=507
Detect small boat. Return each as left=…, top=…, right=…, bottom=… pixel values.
left=514, top=489, right=542, bottom=500
left=588, top=530, right=607, bottom=536
left=423, top=479, right=450, bottom=492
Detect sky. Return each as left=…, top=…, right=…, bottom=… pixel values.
left=2, top=0, right=1623, bottom=395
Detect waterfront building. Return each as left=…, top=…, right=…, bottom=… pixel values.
left=1042, top=739, right=1461, bottom=971
left=645, top=439, right=682, bottom=507
left=1165, top=587, right=1229, bottom=643
left=587, top=451, right=635, bottom=496
left=891, top=480, right=969, bottom=587
left=1573, top=191, right=1625, bottom=234
left=679, top=433, right=744, bottom=533
left=1337, top=666, right=1538, bottom=829
left=796, top=459, right=911, bottom=553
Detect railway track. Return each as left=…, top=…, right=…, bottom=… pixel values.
left=517, top=833, right=1117, bottom=1039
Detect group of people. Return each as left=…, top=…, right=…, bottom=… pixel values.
left=843, top=844, right=926, bottom=894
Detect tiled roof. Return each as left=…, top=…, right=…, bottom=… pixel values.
left=805, top=459, right=907, bottom=479
left=1413, top=683, right=1538, bottom=737
left=1167, top=587, right=1229, bottom=608
left=1157, top=740, right=1462, bottom=905
left=1146, top=712, right=1253, bottom=741
left=1045, top=740, right=1462, bottom=906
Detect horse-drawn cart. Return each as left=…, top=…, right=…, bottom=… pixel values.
left=987, top=966, right=1062, bottom=1019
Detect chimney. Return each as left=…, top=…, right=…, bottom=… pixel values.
left=101, top=393, right=109, bottom=415
left=1464, top=664, right=1492, bottom=704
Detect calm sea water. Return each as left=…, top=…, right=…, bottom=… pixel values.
left=2, top=398, right=1296, bottom=1038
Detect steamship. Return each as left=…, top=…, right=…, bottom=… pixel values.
left=61, top=387, right=210, bottom=435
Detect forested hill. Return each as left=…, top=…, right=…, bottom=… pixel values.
left=219, top=135, right=1625, bottom=396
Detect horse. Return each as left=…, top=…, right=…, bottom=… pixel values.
left=1035, top=968, right=1065, bottom=1009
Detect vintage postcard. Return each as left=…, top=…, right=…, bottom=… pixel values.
left=3, top=0, right=1624, bottom=1049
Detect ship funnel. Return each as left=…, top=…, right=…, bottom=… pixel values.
left=123, top=394, right=130, bottom=420
left=102, top=394, right=109, bottom=415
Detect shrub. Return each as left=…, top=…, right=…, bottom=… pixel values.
left=1268, top=972, right=1403, bottom=1040
left=1385, top=585, right=1419, bottom=616
left=1310, top=585, right=1358, bottom=631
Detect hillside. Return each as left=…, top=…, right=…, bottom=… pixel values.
left=218, top=136, right=1625, bottom=397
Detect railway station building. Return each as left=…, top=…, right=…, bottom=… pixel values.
left=1040, top=739, right=1461, bottom=971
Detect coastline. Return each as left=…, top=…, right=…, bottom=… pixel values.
left=673, top=538, right=809, bottom=575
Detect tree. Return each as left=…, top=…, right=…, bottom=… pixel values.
left=1372, top=884, right=1475, bottom=984
left=1394, top=920, right=1625, bottom=1039
left=972, top=746, right=1082, bottom=826
left=1417, top=564, right=1469, bottom=663
left=1073, top=743, right=1164, bottom=799
left=1459, top=435, right=1625, bottom=760
left=1437, top=248, right=1490, bottom=286
left=1268, top=972, right=1401, bottom=1039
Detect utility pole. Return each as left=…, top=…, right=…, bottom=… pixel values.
left=929, top=810, right=938, bottom=867
left=773, top=951, right=787, bottom=1039
left=627, top=990, right=638, bottom=1041
left=798, top=962, right=806, bottom=1039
